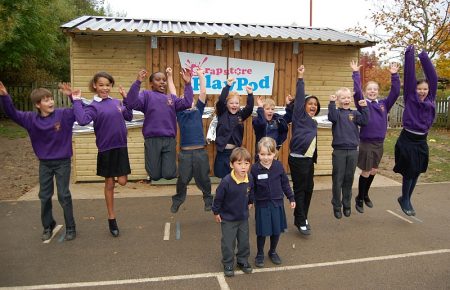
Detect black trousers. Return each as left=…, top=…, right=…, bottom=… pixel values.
left=288, top=155, right=314, bottom=227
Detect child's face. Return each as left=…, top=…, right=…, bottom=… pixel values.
left=417, top=82, right=429, bottom=101
left=258, top=146, right=276, bottom=168
left=338, top=91, right=352, bottom=109
left=93, top=77, right=112, bottom=99
left=305, top=98, right=318, bottom=117
left=35, top=96, right=55, bottom=116
left=231, top=159, right=250, bottom=179
left=227, top=96, right=240, bottom=114
left=263, top=105, right=274, bottom=121
left=365, top=83, right=379, bottom=100
left=151, top=73, right=167, bottom=93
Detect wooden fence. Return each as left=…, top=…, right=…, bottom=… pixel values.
left=0, top=82, right=71, bottom=118
left=389, top=98, right=450, bottom=129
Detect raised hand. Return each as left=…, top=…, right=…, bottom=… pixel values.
left=180, top=68, right=192, bottom=83
left=285, top=94, right=294, bottom=105
left=118, top=85, right=127, bottom=98
left=358, top=99, right=367, bottom=107
left=350, top=60, right=361, bottom=72
left=297, top=65, right=305, bottom=78
left=256, top=96, right=264, bottom=107
left=137, top=69, right=148, bottom=82
left=71, top=89, right=82, bottom=101
left=0, top=81, right=8, bottom=96
left=166, top=67, right=173, bottom=78
left=196, top=68, right=205, bottom=76
left=226, top=77, right=235, bottom=87
left=329, top=94, right=337, bottom=102
left=245, top=85, right=253, bottom=94
left=58, top=82, right=73, bottom=97
left=389, top=62, right=400, bottom=74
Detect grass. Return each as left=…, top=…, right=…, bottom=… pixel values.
left=383, top=128, right=450, bottom=182
left=0, top=119, right=28, bottom=139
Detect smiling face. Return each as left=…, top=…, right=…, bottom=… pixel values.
left=35, top=96, right=55, bottom=117
left=93, top=77, right=112, bottom=99
left=416, top=82, right=429, bottom=101
left=226, top=94, right=240, bottom=114
left=263, top=104, right=275, bottom=121
left=305, top=97, right=318, bottom=117
left=365, top=82, right=379, bottom=101
left=337, top=88, right=352, bottom=109
left=258, top=145, right=276, bottom=169
left=150, top=72, right=167, bottom=93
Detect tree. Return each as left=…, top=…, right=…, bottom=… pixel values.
left=350, top=0, right=450, bottom=59
left=435, top=33, right=450, bottom=80
left=359, top=52, right=393, bottom=92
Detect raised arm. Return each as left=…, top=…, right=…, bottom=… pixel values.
left=355, top=100, right=369, bottom=126
left=175, top=68, right=193, bottom=111
left=72, top=95, right=97, bottom=126
left=293, top=66, right=306, bottom=120
left=327, top=95, right=338, bottom=123
left=283, top=95, right=294, bottom=123
left=216, top=78, right=233, bottom=116
left=197, top=69, right=207, bottom=104
left=403, top=45, right=416, bottom=99
left=252, top=106, right=266, bottom=129
left=0, top=82, right=32, bottom=129
left=166, top=67, right=177, bottom=96
left=240, top=85, right=254, bottom=121
left=351, top=60, right=364, bottom=110
left=419, top=49, right=438, bottom=101
left=384, top=63, right=401, bottom=111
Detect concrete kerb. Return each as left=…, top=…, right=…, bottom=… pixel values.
left=18, top=168, right=401, bottom=201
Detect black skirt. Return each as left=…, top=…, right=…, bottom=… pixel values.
left=97, top=147, right=131, bottom=178
left=393, top=129, right=429, bottom=178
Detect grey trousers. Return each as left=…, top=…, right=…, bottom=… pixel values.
left=144, top=137, right=177, bottom=181
left=221, top=219, right=250, bottom=267
left=38, top=158, right=75, bottom=229
left=172, top=148, right=212, bottom=206
left=331, top=149, right=358, bottom=209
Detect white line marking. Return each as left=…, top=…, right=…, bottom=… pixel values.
left=409, top=215, right=423, bottom=223
left=386, top=210, right=413, bottom=223
left=2, top=249, right=449, bottom=290
left=163, top=222, right=170, bottom=240
left=216, top=275, right=230, bottom=290
left=42, top=225, right=63, bottom=244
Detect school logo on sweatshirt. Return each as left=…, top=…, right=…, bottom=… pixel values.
left=54, top=122, right=61, bottom=132
left=238, top=116, right=243, bottom=124
left=117, top=105, right=122, bottom=113
left=380, top=104, right=385, bottom=112
left=167, top=97, right=173, bottom=106
left=348, top=113, right=354, bottom=122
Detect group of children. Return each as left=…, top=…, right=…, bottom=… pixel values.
left=0, top=45, right=437, bottom=277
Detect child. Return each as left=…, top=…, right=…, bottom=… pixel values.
left=126, top=68, right=193, bottom=182
left=351, top=60, right=400, bottom=213
left=250, top=137, right=295, bottom=268
left=214, top=79, right=254, bottom=178
left=252, top=95, right=293, bottom=158
left=328, top=88, right=369, bottom=219
left=171, top=69, right=213, bottom=213
left=72, top=71, right=135, bottom=237
left=288, top=65, right=321, bottom=235
left=212, top=147, right=253, bottom=277
left=0, top=82, right=76, bottom=241
left=394, top=45, right=437, bottom=216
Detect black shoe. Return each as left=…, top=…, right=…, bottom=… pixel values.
left=343, top=207, right=351, bottom=217
left=108, top=218, right=120, bottom=237
left=397, top=197, right=412, bottom=216
left=355, top=198, right=364, bottom=213
left=224, top=265, right=234, bottom=277
left=204, top=203, right=212, bottom=212
left=237, top=262, right=253, bottom=274
left=41, top=221, right=56, bottom=241
left=298, top=225, right=311, bottom=235
left=170, top=203, right=181, bottom=213
left=410, top=202, right=416, bottom=216
left=333, top=208, right=342, bottom=219
left=305, top=220, right=311, bottom=230
left=364, top=196, right=373, bottom=208
left=255, top=254, right=264, bottom=268
left=65, top=227, right=76, bottom=241
left=268, top=252, right=282, bottom=265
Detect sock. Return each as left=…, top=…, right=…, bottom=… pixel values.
left=257, top=236, right=266, bottom=256
left=269, top=235, right=280, bottom=254
left=365, top=175, right=375, bottom=199
left=402, top=176, right=413, bottom=209
left=358, top=175, right=368, bottom=200
left=408, top=176, right=419, bottom=209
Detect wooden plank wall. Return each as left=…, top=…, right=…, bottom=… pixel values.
left=71, top=35, right=360, bottom=181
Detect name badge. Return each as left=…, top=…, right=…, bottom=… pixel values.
left=257, top=174, right=268, bottom=180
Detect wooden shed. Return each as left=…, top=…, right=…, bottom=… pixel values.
left=61, top=16, right=375, bottom=182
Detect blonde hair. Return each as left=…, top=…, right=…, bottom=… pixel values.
left=257, top=137, right=277, bottom=154
left=226, top=91, right=240, bottom=103
left=335, top=87, right=351, bottom=98
left=263, top=98, right=275, bottom=108
left=365, top=81, right=379, bottom=91
left=230, top=147, right=251, bottom=163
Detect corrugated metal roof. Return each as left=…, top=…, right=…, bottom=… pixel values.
left=61, top=16, right=375, bottom=47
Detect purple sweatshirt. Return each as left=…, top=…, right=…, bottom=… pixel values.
left=353, top=71, right=400, bottom=142
left=73, top=96, right=133, bottom=152
left=0, top=95, right=74, bottom=160
left=126, top=80, right=193, bottom=138
left=402, top=45, right=437, bottom=134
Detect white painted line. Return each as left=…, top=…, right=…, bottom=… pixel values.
left=2, top=249, right=449, bottom=290
left=42, top=225, right=63, bottom=244
left=386, top=210, right=414, bottom=224
left=409, top=215, right=423, bottom=223
left=163, top=222, right=170, bottom=240
left=216, top=275, right=230, bottom=290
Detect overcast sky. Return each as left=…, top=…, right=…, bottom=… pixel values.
left=104, top=0, right=375, bottom=32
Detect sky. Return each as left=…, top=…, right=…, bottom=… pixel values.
left=104, top=0, right=375, bottom=32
